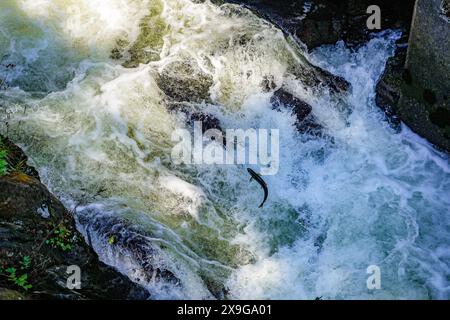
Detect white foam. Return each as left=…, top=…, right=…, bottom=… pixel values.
left=1, top=0, right=450, bottom=300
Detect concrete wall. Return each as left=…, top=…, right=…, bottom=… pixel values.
left=398, top=0, right=450, bottom=151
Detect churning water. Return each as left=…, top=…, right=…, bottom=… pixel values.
left=1, top=0, right=449, bottom=299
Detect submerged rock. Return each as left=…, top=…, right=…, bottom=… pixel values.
left=271, top=88, right=313, bottom=121
left=111, top=1, right=167, bottom=67
left=285, top=56, right=351, bottom=97
left=80, top=215, right=181, bottom=289
left=156, top=60, right=214, bottom=103
left=0, top=136, right=148, bottom=299
left=271, top=88, right=322, bottom=135
left=190, top=112, right=223, bottom=133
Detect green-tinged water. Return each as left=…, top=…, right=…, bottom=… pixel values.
left=1, top=0, right=449, bottom=299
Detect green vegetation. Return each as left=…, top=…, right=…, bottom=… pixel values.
left=20, top=256, right=31, bottom=270
left=108, top=235, right=117, bottom=245
left=46, top=222, right=74, bottom=252
left=0, top=256, right=33, bottom=291
left=5, top=268, right=32, bottom=291
left=0, top=137, right=7, bottom=176
left=0, top=149, right=7, bottom=176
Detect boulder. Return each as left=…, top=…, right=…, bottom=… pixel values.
left=190, top=113, right=223, bottom=133
left=156, top=60, right=213, bottom=104
left=375, top=38, right=408, bottom=130
left=271, top=88, right=322, bottom=134
left=227, top=0, right=416, bottom=50
left=78, top=213, right=181, bottom=291
left=0, top=136, right=148, bottom=299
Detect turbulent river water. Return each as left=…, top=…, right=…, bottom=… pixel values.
left=1, top=0, right=450, bottom=299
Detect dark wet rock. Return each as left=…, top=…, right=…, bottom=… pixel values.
left=0, top=138, right=148, bottom=300
left=286, top=57, right=351, bottom=97
left=295, top=17, right=342, bottom=49
left=442, top=0, right=450, bottom=19
left=205, top=281, right=227, bottom=300
left=271, top=88, right=322, bottom=134
left=78, top=207, right=239, bottom=300
left=165, top=101, right=225, bottom=146
left=164, top=100, right=225, bottom=145
left=262, top=65, right=350, bottom=104
left=261, top=75, right=277, bottom=93
left=313, top=67, right=350, bottom=94
left=271, top=88, right=312, bottom=121
left=375, top=39, right=407, bottom=130
left=227, top=0, right=416, bottom=50
left=79, top=215, right=181, bottom=289
left=190, top=111, right=226, bottom=146
left=190, top=112, right=223, bottom=133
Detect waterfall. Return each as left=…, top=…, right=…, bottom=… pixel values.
left=1, top=0, right=449, bottom=299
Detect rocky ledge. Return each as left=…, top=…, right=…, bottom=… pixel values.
left=0, top=135, right=148, bottom=300
left=225, top=0, right=415, bottom=50
left=375, top=36, right=408, bottom=131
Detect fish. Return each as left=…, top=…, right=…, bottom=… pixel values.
left=247, top=168, right=268, bottom=208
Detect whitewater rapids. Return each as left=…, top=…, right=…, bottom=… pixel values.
left=0, top=0, right=449, bottom=299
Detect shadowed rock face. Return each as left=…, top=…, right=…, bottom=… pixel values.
left=442, top=0, right=450, bottom=19
left=0, top=136, right=148, bottom=300
left=375, top=38, right=407, bottom=131
left=190, top=113, right=223, bottom=133
left=225, top=0, right=415, bottom=49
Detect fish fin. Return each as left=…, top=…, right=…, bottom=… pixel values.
left=249, top=177, right=253, bottom=182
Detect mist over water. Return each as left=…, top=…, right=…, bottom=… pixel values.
left=1, top=0, right=449, bottom=299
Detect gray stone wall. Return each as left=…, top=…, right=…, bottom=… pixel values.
left=399, top=0, right=450, bottom=151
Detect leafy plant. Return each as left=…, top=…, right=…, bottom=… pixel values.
left=0, top=149, right=7, bottom=176
left=46, top=223, right=74, bottom=252
left=108, top=235, right=117, bottom=245
left=4, top=267, right=32, bottom=291
left=20, top=256, right=31, bottom=270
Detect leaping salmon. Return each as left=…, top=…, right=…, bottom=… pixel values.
left=247, top=168, right=268, bottom=208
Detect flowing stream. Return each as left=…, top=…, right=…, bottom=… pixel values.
left=1, top=0, right=450, bottom=299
